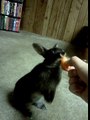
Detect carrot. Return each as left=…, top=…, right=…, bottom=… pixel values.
left=60, top=55, right=70, bottom=71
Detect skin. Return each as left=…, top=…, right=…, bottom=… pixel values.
left=67, top=56, right=88, bottom=103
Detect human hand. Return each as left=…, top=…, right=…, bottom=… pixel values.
left=67, top=56, right=88, bottom=103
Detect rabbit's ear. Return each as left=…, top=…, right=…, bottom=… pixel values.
left=32, top=43, right=47, bottom=56
left=53, top=44, right=58, bottom=48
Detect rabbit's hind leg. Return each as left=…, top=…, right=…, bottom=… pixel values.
left=14, top=100, right=32, bottom=118
left=20, top=106, right=32, bottom=118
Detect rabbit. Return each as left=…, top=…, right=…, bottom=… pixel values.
left=12, top=43, right=65, bottom=118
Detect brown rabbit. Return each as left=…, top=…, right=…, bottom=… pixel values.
left=12, top=43, right=65, bottom=118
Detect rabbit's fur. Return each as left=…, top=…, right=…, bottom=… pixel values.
left=12, top=43, right=65, bottom=117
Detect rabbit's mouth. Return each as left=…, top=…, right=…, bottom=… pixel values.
left=60, top=53, right=66, bottom=58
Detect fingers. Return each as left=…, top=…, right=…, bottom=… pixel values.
left=69, top=77, right=78, bottom=85
left=68, top=69, right=77, bottom=77
left=69, top=84, right=83, bottom=96
left=69, top=77, right=87, bottom=96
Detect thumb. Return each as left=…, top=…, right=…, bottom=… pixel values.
left=67, top=56, right=88, bottom=84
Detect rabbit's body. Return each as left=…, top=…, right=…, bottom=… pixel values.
left=13, top=43, right=65, bottom=118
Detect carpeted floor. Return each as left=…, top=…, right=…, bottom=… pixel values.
left=0, top=30, right=88, bottom=120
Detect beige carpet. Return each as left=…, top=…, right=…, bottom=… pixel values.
left=0, top=30, right=88, bottom=120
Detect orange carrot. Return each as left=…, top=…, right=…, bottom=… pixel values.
left=60, top=55, right=70, bottom=71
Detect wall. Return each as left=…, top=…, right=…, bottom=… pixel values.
left=21, top=0, right=88, bottom=42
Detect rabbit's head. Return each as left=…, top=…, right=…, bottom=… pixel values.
left=33, top=43, right=65, bottom=66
